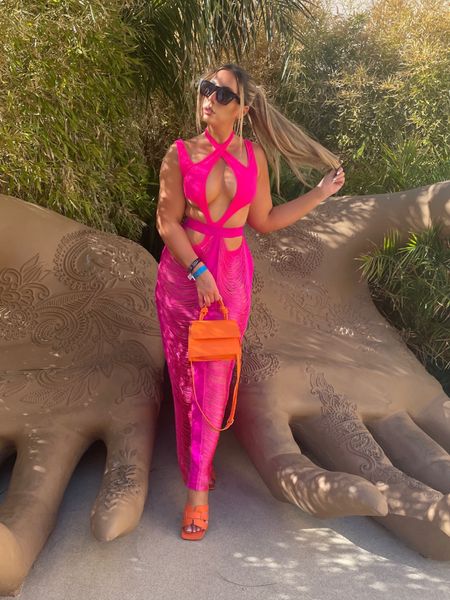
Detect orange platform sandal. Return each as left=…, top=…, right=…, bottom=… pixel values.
left=181, top=504, right=209, bottom=541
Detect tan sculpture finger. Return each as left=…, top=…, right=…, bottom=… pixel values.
left=291, top=405, right=450, bottom=558
left=270, top=452, right=389, bottom=518
left=91, top=415, right=158, bottom=542
left=373, top=492, right=450, bottom=559
left=236, top=181, right=450, bottom=559
left=0, top=430, right=92, bottom=595
left=368, top=410, right=450, bottom=494
left=233, top=407, right=388, bottom=518
left=0, top=195, right=164, bottom=595
left=415, top=393, right=450, bottom=452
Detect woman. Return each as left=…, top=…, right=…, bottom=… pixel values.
left=155, top=63, right=345, bottom=540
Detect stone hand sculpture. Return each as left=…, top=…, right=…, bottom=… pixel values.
left=0, top=181, right=449, bottom=596
left=0, top=195, right=164, bottom=596
left=235, top=180, right=450, bottom=560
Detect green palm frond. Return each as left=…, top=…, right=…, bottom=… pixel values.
left=122, top=0, right=316, bottom=104
left=357, top=222, right=450, bottom=372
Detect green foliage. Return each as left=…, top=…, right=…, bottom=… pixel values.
left=125, top=0, right=318, bottom=204
left=357, top=223, right=450, bottom=380
left=0, top=0, right=150, bottom=239
left=123, top=0, right=313, bottom=107
left=0, top=0, right=447, bottom=387
left=272, top=0, right=450, bottom=198
left=1, top=0, right=448, bottom=246
left=126, top=0, right=319, bottom=254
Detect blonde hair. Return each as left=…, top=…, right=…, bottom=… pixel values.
left=196, top=63, right=341, bottom=192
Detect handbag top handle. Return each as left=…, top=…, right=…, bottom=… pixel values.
left=199, top=298, right=229, bottom=321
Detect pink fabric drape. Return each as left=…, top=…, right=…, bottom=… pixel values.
left=155, top=233, right=253, bottom=490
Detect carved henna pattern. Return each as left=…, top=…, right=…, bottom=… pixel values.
left=98, top=461, right=141, bottom=512
left=0, top=255, right=51, bottom=342
left=277, top=278, right=329, bottom=325
left=241, top=350, right=280, bottom=385
left=29, top=287, right=155, bottom=355
left=247, top=223, right=410, bottom=358
left=1, top=230, right=156, bottom=347
left=242, top=297, right=280, bottom=383
left=247, top=225, right=382, bottom=353
left=95, top=422, right=152, bottom=511
left=248, top=225, right=324, bottom=279
left=251, top=270, right=265, bottom=296
left=0, top=342, right=160, bottom=411
left=326, top=296, right=373, bottom=338
left=53, top=230, right=151, bottom=292
left=244, top=298, right=278, bottom=350
left=0, top=230, right=161, bottom=411
left=305, top=363, right=442, bottom=502
left=240, top=263, right=281, bottom=383
left=275, top=278, right=389, bottom=352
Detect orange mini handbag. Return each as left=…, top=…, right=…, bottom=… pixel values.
left=187, top=299, right=242, bottom=432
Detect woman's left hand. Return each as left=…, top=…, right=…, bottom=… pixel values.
left=315, top=165, right=345, bottom=199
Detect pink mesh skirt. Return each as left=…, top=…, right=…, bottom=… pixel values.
left=155, top=231, right=253, bottom=490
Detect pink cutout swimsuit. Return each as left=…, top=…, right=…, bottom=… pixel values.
left=155, top=128, right=257, bottom=490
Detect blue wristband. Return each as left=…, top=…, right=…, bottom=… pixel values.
left=191, top=264, right=208, bottom=280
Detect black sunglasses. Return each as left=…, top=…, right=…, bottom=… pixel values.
left=199, top=79, right=240, bottom=105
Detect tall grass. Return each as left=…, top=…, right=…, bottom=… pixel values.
left=0, top=0, right=150, bottom=239
left=262, top=0, right=450, bottom=199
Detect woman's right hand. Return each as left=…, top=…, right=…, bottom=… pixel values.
left=194, top=267, right=221, bottom=307
left=315, top=165, right=345, bottom=198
